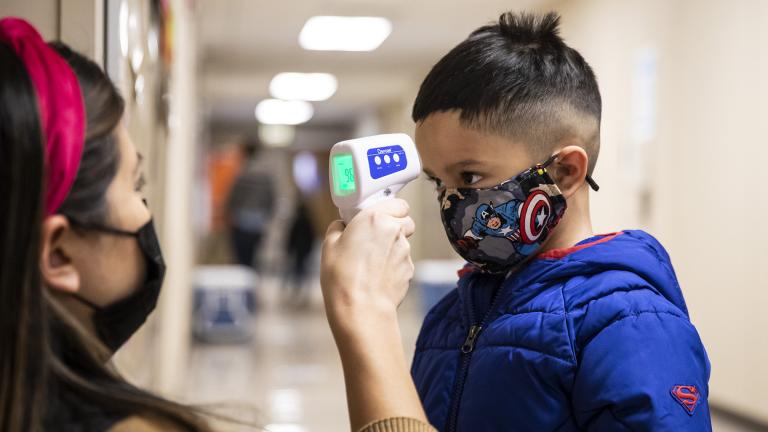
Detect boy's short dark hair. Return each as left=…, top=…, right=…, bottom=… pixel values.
left=413, top=12, right=602, bottom=175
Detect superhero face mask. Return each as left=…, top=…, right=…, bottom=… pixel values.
left=438, top=154, right=599, bottom=274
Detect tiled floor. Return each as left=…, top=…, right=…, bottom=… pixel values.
left=184, top=275, right=423, bottom=431
left=182, top=275, right=757, bottom=431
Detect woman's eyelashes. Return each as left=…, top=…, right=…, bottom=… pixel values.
left=134, top=173, right=146, bottom=192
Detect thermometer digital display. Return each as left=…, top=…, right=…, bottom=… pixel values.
left=329, top=133, right=422, bottom=223
left=332, top=153, right=356, bottom=196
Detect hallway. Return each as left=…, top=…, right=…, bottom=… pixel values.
left=182, top=275, right=755, bottom=432
left=183, top=275, right=423, bottom=432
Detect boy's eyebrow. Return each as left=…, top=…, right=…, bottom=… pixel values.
left=447, top=159, right=484, bottom=170
left=423, top=159, right=485, bottom=178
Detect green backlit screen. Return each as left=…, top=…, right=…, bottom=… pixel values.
left=332, top=154, right=356, bottom=196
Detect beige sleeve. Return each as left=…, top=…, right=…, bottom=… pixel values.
left=358, top=417, right=438, bottom=432
left=109, top=415, right=185, bottom=432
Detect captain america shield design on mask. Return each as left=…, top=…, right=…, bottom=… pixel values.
left=520, top=190, right=552, bottom=244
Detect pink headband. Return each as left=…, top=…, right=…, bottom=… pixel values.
left=0, top=17, right=85, bottom=215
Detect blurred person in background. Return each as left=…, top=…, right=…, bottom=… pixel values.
left=225, top=137, right=275, bottom=270
left=282, top=200, right=317, bottom=307
left=0, top=17, right=432, bottom=432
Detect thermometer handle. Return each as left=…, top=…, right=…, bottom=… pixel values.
left=339, top=184, right=405, bottom=224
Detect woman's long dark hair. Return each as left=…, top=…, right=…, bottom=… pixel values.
left=0, top=40, right=47, bottom=432
left=0, top=41, right=212, bottom=431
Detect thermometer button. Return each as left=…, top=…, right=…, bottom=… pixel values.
left=384, top=155, right=391, bottom=164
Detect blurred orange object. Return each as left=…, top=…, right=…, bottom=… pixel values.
left=208, top=144, right=244, bottom=232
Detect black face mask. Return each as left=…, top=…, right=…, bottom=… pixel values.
left=69, top=217, right=166, bottom=352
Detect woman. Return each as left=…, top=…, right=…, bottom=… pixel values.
left=0, top=17, right=432, bottom=432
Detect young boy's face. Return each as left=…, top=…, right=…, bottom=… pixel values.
left=415, top=111, right=535, bottom=192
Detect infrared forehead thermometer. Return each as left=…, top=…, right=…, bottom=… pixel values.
left=329, top=133, right=421, bottom=223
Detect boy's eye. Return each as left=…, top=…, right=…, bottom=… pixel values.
left=461, top=172, right=483, bottom=186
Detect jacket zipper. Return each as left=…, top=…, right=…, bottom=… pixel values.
left=445, top=278, right=504, bottom=432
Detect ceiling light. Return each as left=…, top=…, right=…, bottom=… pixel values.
left=270, top=72, right=338, bottom=101
left=255, top=99, right=314, bottom=125
left=258, top=124, right=296, bottom=147
left=299, top=16, right=392, bottom=52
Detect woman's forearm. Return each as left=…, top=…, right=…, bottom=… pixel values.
left=331, top=308, right=428, bottom=432
left=320, top=202, right=428, bottom=431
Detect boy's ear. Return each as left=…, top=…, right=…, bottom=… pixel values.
left=551, top=145, right=589, bottom=199
left=40, top=215, right=81, bottom=294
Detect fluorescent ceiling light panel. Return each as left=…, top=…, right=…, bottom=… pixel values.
left=299, top=16, right=392, bottom=52
left=270, top=72, right=338, bottom=101
left=258, top=124, right=296, bottom=147
left=256, top=99, right=314, bottom=125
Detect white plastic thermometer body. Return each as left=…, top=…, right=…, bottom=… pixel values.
left=329, top=133, right=421, bottom=224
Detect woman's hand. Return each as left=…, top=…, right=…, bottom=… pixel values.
left=320, top=199, right=428, bottom=431
left=321, top=199, right=415, bottom=335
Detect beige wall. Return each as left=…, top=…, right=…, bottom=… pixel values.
left=59, top=0, right=104, bottom=64
left=0, top=0, right=59, bottom=40
left=553, top=0, right=768, bottom=422
left=0, top=0, right=104, bottom=63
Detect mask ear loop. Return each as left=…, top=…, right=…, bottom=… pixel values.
left=585, top=175, right=600, bottom=192
left=72, top=292, right=104, bottom=311
left=68, top=218, right=139, bottom=237
left=539, top=154, right=558, bottom=169
left=539, top=153, right=600, bottom=192
left=66, top=200, right=150, bottom=237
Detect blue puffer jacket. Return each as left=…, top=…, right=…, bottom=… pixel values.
left=411, top=231, right=711, bottom=431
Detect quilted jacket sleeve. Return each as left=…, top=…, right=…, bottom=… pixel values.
left=572, top=311, right=712, bottom=431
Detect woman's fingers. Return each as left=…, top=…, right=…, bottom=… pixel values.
left=323, top=220, right=345, bottom=246
left=373, top=198, right=410, bottom=218
left=399, top=216, right=415, bottom=238
left=320, top=199, right=416, bottom=318
left=321, top=220, right=345, bottom=259
left=345, top=210, right=401, bottom=246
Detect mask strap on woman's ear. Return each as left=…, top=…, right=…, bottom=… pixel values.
left=68, top=217, right=139, bottom=237
left=72, top=292, right=104, bottom=311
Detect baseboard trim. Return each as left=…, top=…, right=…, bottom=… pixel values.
left=711, top=404, right=768, bottom=431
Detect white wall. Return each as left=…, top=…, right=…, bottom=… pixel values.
left=154, top=0, right=199, bottom=395
left=553, top=0, right=768, bottom=422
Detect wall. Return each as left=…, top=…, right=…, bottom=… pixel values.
left=0, top=0, right=104, bottom=62
left=552, top=0, right=768, bottom=422
left=0, top=0, right=59, bottom=40
left=153, top=0, right=199, bottom=395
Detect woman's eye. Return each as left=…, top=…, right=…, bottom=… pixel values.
left=134, top=174, right=146, bottom=192
left=461, top=172, right=483, bottom=186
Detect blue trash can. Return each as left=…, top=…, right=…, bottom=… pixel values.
left=193, top=265, right=258, bottom=343
left=415, top=260, right=466, bottom=316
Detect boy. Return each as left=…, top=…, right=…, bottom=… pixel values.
left=410, top=11, right=711, bottom=431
